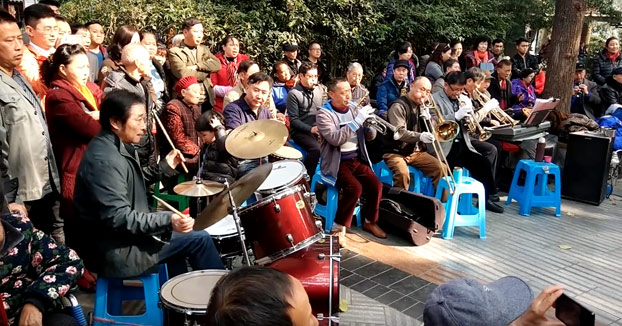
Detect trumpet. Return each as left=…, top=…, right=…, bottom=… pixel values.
left=363, top=115, right=406, bottom=140
left=474, top=89, right=519, bottom=126
left=459, top=95, right=491, bottom=141
left=420, top=95, right=457, bottom=194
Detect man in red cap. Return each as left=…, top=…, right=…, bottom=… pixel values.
left=160, top=76, right=202, bottom=175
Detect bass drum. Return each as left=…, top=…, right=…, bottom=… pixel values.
left=160, top=270, right=229, bottom=326
left=268, top=236, right=340, bottom=320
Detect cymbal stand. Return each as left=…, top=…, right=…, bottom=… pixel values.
left=316, top=235, right=341, bottom=325
left=224, top=179, right=251, bottom=266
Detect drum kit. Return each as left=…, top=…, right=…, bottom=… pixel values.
left=158, top=119, right=341, bottom=326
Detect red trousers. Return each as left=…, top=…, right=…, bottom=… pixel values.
left=336, top=159, right=382, bottom=228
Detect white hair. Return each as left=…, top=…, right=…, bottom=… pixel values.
left=171, top=34, right=184, bottom=48
left=347, top=62, right=363, bottom=72
left=121, top=43, right=150, bottom=66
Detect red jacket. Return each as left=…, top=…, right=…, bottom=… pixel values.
left=45, top=79, right=102, bottom=218
left=211, top=52, right=250, bottom=112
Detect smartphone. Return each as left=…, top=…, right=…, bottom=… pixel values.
left=555, top=293, right=595, bottom=326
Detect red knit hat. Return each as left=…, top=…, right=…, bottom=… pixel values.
left=174, top=76, right=199, bottom=93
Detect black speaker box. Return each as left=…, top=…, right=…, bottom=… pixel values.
left=562, top=131, right=613, bottom=205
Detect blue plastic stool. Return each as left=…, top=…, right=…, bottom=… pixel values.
left=93, top=265, right=168, bottom=326
left=506, top=160, right=561, bottom=217
left=372, top=161, right=434, bottom=195
left=310, top=167, right=361, bottom=232
left=288, top=139, right=307, bottom=162
left=435, top=168, right=486, bottom=239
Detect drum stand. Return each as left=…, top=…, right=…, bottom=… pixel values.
left=317, top=235, right=340, bottom=325
left=224, top=180, right=252, bottom=266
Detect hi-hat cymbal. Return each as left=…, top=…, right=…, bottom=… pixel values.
left=194, top=163, right=273, bottom=230
left=173, top=180, right=225, bottom=197
left=225, top=120, right=288, bottom=159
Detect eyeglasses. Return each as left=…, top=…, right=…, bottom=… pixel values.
left=447, top=83, right=464, bottom=93
left=36, top=26, right=60, bottom=34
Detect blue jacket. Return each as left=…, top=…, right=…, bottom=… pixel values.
left=272, top=83, right=290, bottom=113
left=376, top=78, right=409, bottom=115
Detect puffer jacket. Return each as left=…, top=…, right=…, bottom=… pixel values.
left=592, top=49, right=622, bottom=85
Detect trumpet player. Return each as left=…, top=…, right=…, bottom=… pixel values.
left=432, top=71, right=504, bottom=213
left=316, top=78, right=386, bottom=240
left=383, top=77, right=447, bottom=191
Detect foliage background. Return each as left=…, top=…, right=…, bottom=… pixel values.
left=61, top=0, right=615, bottom=80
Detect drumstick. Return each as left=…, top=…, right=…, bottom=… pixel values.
left=154, top=196, right=190, bottom=219
left=152, top=110, right=189, bottom=173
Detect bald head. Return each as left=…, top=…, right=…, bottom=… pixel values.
left=121, top=43, right=150, bottom=76
left=409, top=77, right=432, bottom=105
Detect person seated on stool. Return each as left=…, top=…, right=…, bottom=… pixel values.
left=383, top=76, right=447, bottom=191
left=0, top=197, right=84, bottom=326
left=223, top=72, right=274, bottom=177
left=432, top=71, right=504, bottom=213
left=72, top=90, right=224, bottom=279
left=316, top=78, right=386, bottom=240
left=287, top=61, right=324, bottom=177
left=206, top=266, right=318, bottom=326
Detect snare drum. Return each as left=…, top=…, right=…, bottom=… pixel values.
left=239, top=184, right=322, bottom=265
left=160, top=270, right=229, bottom=326
left=204, top=215, right=244, bottom=258
left=256, top=160, right=310, bottom=195
left=269, top=145, right=303, bottom=162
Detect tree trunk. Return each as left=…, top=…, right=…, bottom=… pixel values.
left=580, top=20, right=592, bottom=46
left=541, top=0, right=587, bottom=114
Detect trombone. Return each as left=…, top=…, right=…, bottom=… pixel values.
left=420, top=96, right=457, bottom=194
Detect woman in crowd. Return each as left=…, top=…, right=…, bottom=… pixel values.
left=385, top=41, right=416, bottom=84
left=450, top=39, right=466, bottom=71
left=465, top=35, right=496, bottom=69
left=99, top=25, right=139, bottom=83
left=211, top=35, right=250, bottom=112
left=141, top=31, right=169, bottom=108
left=272, top=61, right=294, bottom=113
left=511, top=68, right=537, bottom=120
left=592, top=36, right=622, bottom=85
left=304, top=41, right=330, bottom=85
left=424, top=43, right=452, bottom=82
left=43, top=44, right=102, bottom=223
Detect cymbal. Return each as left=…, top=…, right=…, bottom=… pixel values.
left=194, top=163, right=273, bottom=230
left=225, top=120, right=288, bottom=159
left=173, top=180, right=225, bottom=197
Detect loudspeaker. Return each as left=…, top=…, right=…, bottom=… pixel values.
left=562, top=131, right=613, bottom=205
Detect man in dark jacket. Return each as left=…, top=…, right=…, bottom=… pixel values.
left=571, top=63, right=601, bottom=119
left=72, top=90, right=224, bottom=278
left=376, top=59, right=411, bottom=115
left=488, top=59, right=517, bottom=112
left=287, top=61, right=323, bottom=176
left=282, top=43, right=302, bottom=76
left=599, top=67, right=622, bottom=114
left=511, top=38, right=539, bottom=79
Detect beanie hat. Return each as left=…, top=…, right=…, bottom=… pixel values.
left=174, top=76, right=199, bottom=94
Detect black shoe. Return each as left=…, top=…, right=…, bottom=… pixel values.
left=490, top=194, right=500, bottom=202
left=486, top=200, right=504, bottom=213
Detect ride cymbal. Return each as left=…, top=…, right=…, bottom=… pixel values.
left=225, top=120, right=288, bottom=159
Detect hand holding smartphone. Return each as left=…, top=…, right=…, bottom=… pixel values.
left=555, top=293, right=595, bottom=326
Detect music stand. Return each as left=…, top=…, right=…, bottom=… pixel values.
left=523, top=98, right=560, bottom=127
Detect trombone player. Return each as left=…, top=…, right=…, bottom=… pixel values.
left=431, top=71, right=504, bottom=213
left=383, top=77, right=447, bottom=192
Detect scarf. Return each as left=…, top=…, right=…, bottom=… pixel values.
left=499, top=79, right=507, bottom=110
left=219, top=55, right=240, bottom=87
left=74, top=83, right=98, bottom=111
left=606, top=51, right=620, bottom=64
left=475, top=50, right=488, bottom=66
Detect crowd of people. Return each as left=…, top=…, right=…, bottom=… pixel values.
left=0, top=0, right=612, bottom=324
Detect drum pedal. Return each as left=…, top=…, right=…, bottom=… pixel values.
left=316, top=314, right=339, bottom=323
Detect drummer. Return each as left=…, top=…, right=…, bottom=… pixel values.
left=206, top=266, right=319, bottom=326
left=223, top=72, right=275, bottom=176
left=72, top=90, right=225, bottom=279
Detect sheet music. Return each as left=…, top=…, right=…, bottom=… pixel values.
left=525, top=98, right=559, bottom=126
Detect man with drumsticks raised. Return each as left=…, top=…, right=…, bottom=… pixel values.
left=72, top=90, right=224, bottom=279
left=316, top=78, right=386, bottom=240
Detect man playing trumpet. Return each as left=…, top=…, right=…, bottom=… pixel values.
left=383, top=77, right=446, bottom=191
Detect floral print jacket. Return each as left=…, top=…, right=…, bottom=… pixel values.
left=0, top=214, right=83, bottom=324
